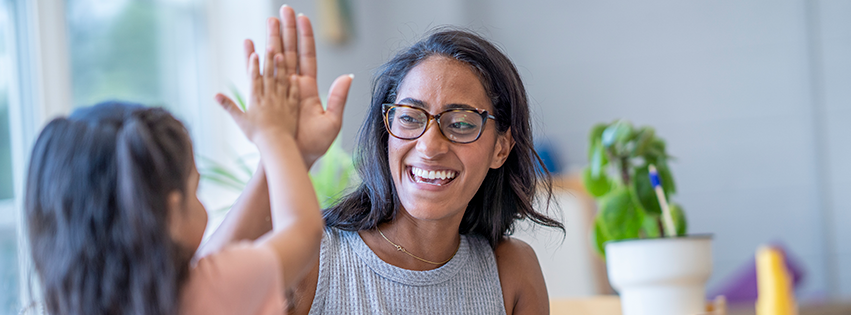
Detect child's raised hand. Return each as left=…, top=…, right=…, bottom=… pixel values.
left=250, top=9, right=352, bottom=167
left=216, top=49, right=299, bottom=144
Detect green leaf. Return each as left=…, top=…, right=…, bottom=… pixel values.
left=588, top=123, right=608, bottom=154
left=633, top=127, right=656, bottom=157
left=200, top=173, right=246, bottom=191
left=310, top=141, right=357, bottom=208
left=589, top=140, right=608, bottom=178
left=670, top=203, right=688, bottom=236
left=601, top=120, right=634, bottom=148
left=583, top=167, right=612, bottom=197
left=656, top=161, right=677, bottom=194
left=593, top=219, right=609, bottom=258
left=196, top=154, right=250, bottom=192
left=596, top=188, right=643, bottom=242
left=632, top=165, right=663, bottom=215
left=230, top=84, right=247, bottom=112
left=646, top=138, right=667, bottom=159
left=641, top=215, right=662, bottom=238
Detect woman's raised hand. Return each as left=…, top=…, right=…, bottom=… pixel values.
left=216, top=47, right=300, bottom=144
left=251, top=5, right=353, bottom=167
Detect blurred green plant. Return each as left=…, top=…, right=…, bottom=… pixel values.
left=583, top=120, right=687, bottom=258
left=198, top=141, right=356, bottom=213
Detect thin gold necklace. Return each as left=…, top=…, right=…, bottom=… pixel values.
left=376, top=226, right=459, bottom=265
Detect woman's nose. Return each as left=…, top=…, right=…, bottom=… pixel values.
left=415, top=120, right=450, bottom=159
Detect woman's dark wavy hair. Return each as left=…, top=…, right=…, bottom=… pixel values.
left=25, top=101, right=194, bottom=315
left=325, top=29, right=563, bottom=248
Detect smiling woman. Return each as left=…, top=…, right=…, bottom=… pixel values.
left=200, top=6, right=565, bottom=313
left=294, top=26, right=564, bottom=315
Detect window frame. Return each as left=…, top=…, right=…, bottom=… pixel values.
left=7, top=1, right=75, bottom=312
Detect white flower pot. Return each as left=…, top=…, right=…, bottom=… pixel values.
left=606, top=236, right=713, bottom=315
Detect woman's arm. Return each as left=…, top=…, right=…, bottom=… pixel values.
left=495, top=237, right=550, bottom=315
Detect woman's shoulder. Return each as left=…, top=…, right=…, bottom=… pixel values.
left=494, top=237, right=549, bottom=315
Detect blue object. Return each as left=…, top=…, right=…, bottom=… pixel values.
left=535, top=140, right=562, bottom=174
left=649, top=167, right=661, bottom=187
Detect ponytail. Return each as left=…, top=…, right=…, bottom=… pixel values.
left=26, top=102, right=194, bottom=315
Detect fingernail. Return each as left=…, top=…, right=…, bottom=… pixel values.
left=214, top=94, right=224, bottom=104
left=297, top=13, right=305, bottom=17
left=348, top=73, right=355, bottom=79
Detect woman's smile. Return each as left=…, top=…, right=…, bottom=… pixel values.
left=407, top=165, right=459, bottom=187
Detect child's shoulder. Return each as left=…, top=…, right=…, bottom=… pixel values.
left=180, top=242, right=286, bottom=315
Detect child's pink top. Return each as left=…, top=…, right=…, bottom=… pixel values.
left=180, top=242, right=286, bottom=315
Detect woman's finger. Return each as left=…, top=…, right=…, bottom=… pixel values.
left=325, top=74, right=353, bottom=120
left=244, top=39, right=256, bottom=75
left=296, top=14, right=317, bottom=78
left=280, top=5, right=298, bottom=77
left=249, top=53, right=263, bottom=99
left=288, top=75, right=300, bottom=111
left=265, top=17, right=284, bottom=56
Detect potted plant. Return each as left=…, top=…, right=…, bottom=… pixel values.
left=583, top=120, right=712, bottom=315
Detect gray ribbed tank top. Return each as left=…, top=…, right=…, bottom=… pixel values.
left=307, top=227, right=507, bottom=314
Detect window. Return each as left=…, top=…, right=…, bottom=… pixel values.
left=0, top=1, right=19, bottom=313
left=2, top=1, right=210, bottom=313
left=66, top=0, right=206, bottom=118
left=67, top=0, right=167, bottom=107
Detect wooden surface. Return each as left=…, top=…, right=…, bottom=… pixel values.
left=550, top=296, right=851, bottom=315
left=727, top=302, right=851, bottom=315
left=550, top=296, right=622, bottom=315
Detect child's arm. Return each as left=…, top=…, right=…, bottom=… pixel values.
left=200, top=8, right=351, bottom=257
left=216, top=48, right=323, bottom=291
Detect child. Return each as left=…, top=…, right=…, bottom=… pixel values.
left=25, top=38, right=329, bottom=314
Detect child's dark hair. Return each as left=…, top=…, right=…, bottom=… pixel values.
left=25, top=101, right=195, bottom=315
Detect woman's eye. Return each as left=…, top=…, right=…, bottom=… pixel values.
left=448, top=121, right=477, bottom=132
left=397, top=114, right=423, bottom=128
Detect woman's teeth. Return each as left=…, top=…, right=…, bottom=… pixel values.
left=410, top=167, right=457, bottom=185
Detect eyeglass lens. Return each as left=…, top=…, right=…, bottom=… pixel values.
left=386, top=106, right=484, bottom=143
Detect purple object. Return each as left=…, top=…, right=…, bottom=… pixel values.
left=707, top=243, right=805, bottom=304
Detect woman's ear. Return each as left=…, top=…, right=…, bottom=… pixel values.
left=490, top=128, right=514, bottom=169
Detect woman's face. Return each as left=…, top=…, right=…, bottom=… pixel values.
left=388, top=56, right=513, bottom=222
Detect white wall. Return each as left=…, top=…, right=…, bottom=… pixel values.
left=271, top=0, right=851, bottom=300
left=817, top=0, right=851, bottom=297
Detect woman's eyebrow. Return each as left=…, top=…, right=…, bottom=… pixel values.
left=444, top=103, right=477, bottom=111
left=398, top=97, right=427, bottom=108
left=398, top=98, right=479, bottom=111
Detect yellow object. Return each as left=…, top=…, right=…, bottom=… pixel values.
left=755, top=246, right=798, bottom=315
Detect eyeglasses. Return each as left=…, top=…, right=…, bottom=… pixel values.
left=382, top=104, right=496, bottom=144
